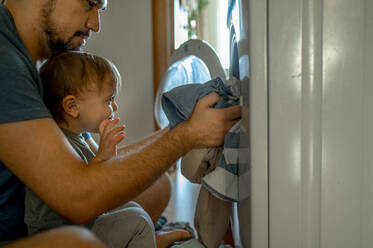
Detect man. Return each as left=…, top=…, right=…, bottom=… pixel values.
left=0, top=0, right=241, bottom=247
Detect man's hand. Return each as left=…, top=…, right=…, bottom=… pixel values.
left=184, top=92, right=241, bottom=148
left=93, top=118, right=126, bottom=162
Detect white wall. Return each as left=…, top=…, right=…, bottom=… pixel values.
left=85, top=0, right=154, bottom=145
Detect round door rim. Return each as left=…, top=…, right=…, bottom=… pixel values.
left=154, top=39, right=226, bottom=128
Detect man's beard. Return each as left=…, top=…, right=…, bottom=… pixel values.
left=40, top=0, right=87, bottom=57
left=44, top=25, right=87, bottom=55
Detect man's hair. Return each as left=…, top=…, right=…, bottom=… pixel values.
left=40, top=51, right=122, bottom=124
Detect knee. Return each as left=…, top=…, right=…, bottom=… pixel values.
left=123, top=205, right=154, bottom=230
left=91, top=205, right=155, bottom=247
left=95, top=204, right=154, bottom=232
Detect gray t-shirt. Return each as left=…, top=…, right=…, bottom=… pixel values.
left=0, top=5, right=52, bottom=241
left=24, top=128, right=95, bottom=235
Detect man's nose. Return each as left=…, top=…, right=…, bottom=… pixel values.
left=86, top=10, right=101, bottom=33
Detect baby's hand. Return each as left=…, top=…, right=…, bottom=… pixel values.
left=95, top=118, right=125, bottom=161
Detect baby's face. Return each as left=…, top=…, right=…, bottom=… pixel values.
left=76, top=75, right=118, bottom=133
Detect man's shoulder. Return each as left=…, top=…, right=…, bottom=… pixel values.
left=0, top=33, right=38, bottom=91
left=0, top=33, right=50, bottom=125
left=0, top=48, right=36, bottom=93
left=0, top=36, right=30, bottom=71
left=0, top=7, right=34, bottom=74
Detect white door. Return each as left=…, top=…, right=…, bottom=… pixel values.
left=154, top=1, right=252, bottom=245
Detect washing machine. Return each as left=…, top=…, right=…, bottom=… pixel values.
left=155, top=0, right=373, bottom=247
left=154, top=39, right=226, bottom=128
left=154, top=0, right=250, bottom=247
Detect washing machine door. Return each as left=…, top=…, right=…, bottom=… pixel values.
left=154, top=39, right=226, bottom=128
left=227, top=0, right=251, bottom=247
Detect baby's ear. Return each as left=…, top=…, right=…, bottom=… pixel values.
left=62, top=95, right=79, bottom=118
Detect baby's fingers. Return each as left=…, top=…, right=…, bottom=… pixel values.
left=107, top=125, right=126, bottom=140
left=107, top=131, right=125, bottom=157
left=105, top=127, right=125, bottom=148
left=100, top=118, right=121, bottom=137
left=99, top=119, right=110, bottom=135
left=112, top=131, right=125, bottom=146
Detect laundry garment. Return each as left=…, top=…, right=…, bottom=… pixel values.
left=162, top=76, right=247, bottom=248
left=194, top=187, right=232, bottom=248
left=170, top=239, right=205, bottom=248
left=171, top=239, right=233, bottom=248
left=181, top=148, right=222, bottom=184
left=202, top=120, right=245, bottom=202
left=162, top=77, right=239, bottom=129
left=162, top=76, right=248, bottom=201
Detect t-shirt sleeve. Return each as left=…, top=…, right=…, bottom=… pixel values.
left=0, top=61, right=52, bottom=124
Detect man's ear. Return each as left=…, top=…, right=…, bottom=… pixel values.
left=61, top=95, right=79, bottom=118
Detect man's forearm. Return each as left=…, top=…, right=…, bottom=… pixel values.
left=73, top=123, right=191, bottom=223
left=0, top=93, right=239, bottom=225
left=71, top=93, right=241, bottom=222
left=117, top=127, right=169, bottom=157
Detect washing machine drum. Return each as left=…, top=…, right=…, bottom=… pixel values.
left=154, top=39, right=226, bottom=128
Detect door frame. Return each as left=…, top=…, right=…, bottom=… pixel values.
left=152, top=0, right=174, bottom=130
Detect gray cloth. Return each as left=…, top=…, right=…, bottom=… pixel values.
left=60, top=128, right=95, bottom=164
left=181, top=148, right=222, bottom=184
left=201, top=121, right=246, bottom=202
left=162, top=77, right=247, bottom=202
left=92, top=202, right=156, bottom=248
left=194, top=187, right=231, bottom=248
left=0, top=4, right=52, bottom=242
left=162, top=77, right=238, bottom=129
left=170, top=239, right=205, bottom=248
left=162, top=77, right=243, bottom=247
left=25, top=128, right=156, bottom=248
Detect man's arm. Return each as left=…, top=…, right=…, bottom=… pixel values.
left=4, top=226, right=106, bottom=248
left=83, top=124, right=168, bottom=157
left=0, top=92, right=240, bottom=224
left=117, top=127, right=169, bottom=157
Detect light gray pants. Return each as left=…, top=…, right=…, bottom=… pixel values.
left=90, top=202, right=156, bottom=248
